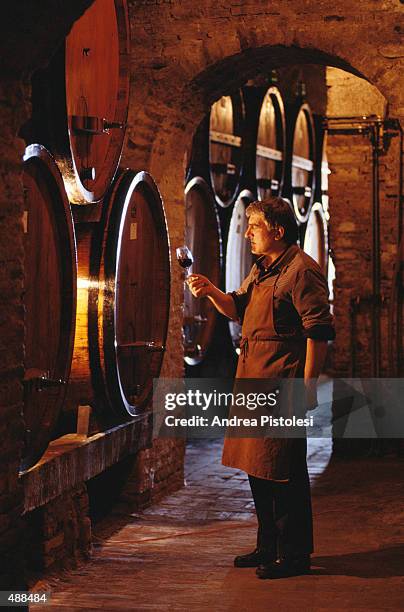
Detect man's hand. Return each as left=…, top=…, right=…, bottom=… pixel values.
left=185, top=274, right=238, bottom=320
left=186, top=274, right=214, bottom=298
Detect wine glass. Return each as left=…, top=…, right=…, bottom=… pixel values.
left=176, top=245, right=194, bottom=278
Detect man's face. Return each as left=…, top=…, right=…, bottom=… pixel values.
left=245, top=212, right=279, bottom=255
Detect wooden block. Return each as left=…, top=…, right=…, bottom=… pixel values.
left=77, top=405, right=91, bottom=437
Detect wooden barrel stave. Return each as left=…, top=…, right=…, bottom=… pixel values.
left=256, top=87, right=286, bottom=200
left=225, top=190, right=255, bottom=350
left=290, top=104, right=315, bottom=223
left=184, top=177, right=222, bottom=365
left=69, top=170, right=170, bottom=419
left=209, top=93, right=244, bottom=207
left=21, top=144, right=77, bottom=470
left=110, top=177, right=170, bottom=410
left=65, top=0, right=129, bottom=204
left=26, top=0, right=130, bottom=205
left=303, top=202, right=328, bottom=275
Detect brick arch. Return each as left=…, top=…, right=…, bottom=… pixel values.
left=187, top=45, right=364, bottom=108
left=123, top=0, right=403, bottom=182
left=129, top=42, right=394, bottom=199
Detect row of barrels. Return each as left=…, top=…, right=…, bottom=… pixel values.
left=188, top=87, right=329, bottom=220
left=23, top=145, right=170, bottom=471
left=21, top=0, right=172, bottom=470
left=183, top=87, right=331, bottom=362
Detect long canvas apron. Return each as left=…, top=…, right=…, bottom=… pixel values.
left=222, top=268, right=307, bottom=480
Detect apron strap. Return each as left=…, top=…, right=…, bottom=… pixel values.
left=239, top=337, right=249, bottom=362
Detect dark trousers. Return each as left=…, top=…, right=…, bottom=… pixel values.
left=248, top=441, right=313, bottom=559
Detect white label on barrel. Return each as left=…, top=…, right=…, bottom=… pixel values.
left=130, top=222, right=137, bottom=240
left=23, top=210, right=28, bottom=234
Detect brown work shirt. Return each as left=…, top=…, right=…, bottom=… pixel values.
left=221, top=243, right=334, bottom=480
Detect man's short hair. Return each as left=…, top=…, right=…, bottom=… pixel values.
left=246, top=197, right=298, bottom=245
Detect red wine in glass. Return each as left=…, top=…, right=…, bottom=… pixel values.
left=176, top=245, right=194, bottom=276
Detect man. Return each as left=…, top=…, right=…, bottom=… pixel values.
left=187, top=196, right=335, bottom=579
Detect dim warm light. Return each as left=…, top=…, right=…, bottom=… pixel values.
left=56, top=158, right=82, bottom=204
left=77, top=278, right=100, bottom=290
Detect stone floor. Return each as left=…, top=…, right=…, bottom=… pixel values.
left=31, top=430, right=404, bottom=612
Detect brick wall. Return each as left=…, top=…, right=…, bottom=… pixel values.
left=326, top=67, right=387, bottom=118
left=0, top=78, right=29, bottom=590
left=328, top=132, right=402, bottom=378
left=328, top=133, right=374, bottom=375
left=118, top=440, right=186, bottom=511
left=25, top=485, right=91, bottom=572
left=326, top=67, right=402, bottom=377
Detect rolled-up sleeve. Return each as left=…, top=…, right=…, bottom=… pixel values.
left=292, top=268, right=335, bottom=341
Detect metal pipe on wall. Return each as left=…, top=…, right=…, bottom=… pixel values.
left=387, top=119, right=403, bottom=377
left=370, top=122, right=381, bottom=378
left=324, top=116, right=397, bottom=377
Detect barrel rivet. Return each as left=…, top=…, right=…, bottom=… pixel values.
left=80, top=167, right=96, bottom=182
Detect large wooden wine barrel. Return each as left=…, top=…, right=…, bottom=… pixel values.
left=70, top=170, right=170, bottom=418
left=289, top=103, right=315, bottom=223
left=30, top=0, right=130, bottom=205
left=209, top=92, right=244, bottom=207
left=225, top=190, right=255, bottom=350
left=21, top=145, right=77, bottom=471
left=303, top=202, right=328, bottom=275
left=184, top=177, right=222, bottom=365
left=256, top=87, right=286, bottom=200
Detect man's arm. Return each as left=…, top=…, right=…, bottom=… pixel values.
left=304, top=339, right=328, bottom=410
left=291, top=267, right=335, bottom=410
left=304, top=338, right=328, bottom=380
left=186, top=274, right=238, bottom=320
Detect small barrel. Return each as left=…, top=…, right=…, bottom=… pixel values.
left=288, top=103, right=316, bottom=223
left=225, top=190, right=255, bottom=350
left=256, top=87, right=286, bottom=200
left=21, top=145, right=77, bottom=471
left=303, top=202, right=328, bottom=275
left=70, top=170, right=170, bottom=418
left=209, top=92, right=244, bottom=207
left=184, top=177, right=222, bottom=365
left=29, top=0, right=130, bottom=204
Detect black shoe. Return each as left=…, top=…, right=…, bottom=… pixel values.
left=256, top=555, right=311, bottom=579
left=234, top=548, right=275, bottom=568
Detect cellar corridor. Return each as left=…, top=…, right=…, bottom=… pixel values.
left=31, top=390, right=404, bottom=611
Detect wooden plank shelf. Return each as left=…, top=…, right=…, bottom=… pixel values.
left=20, top=413, right=152, bottom=513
